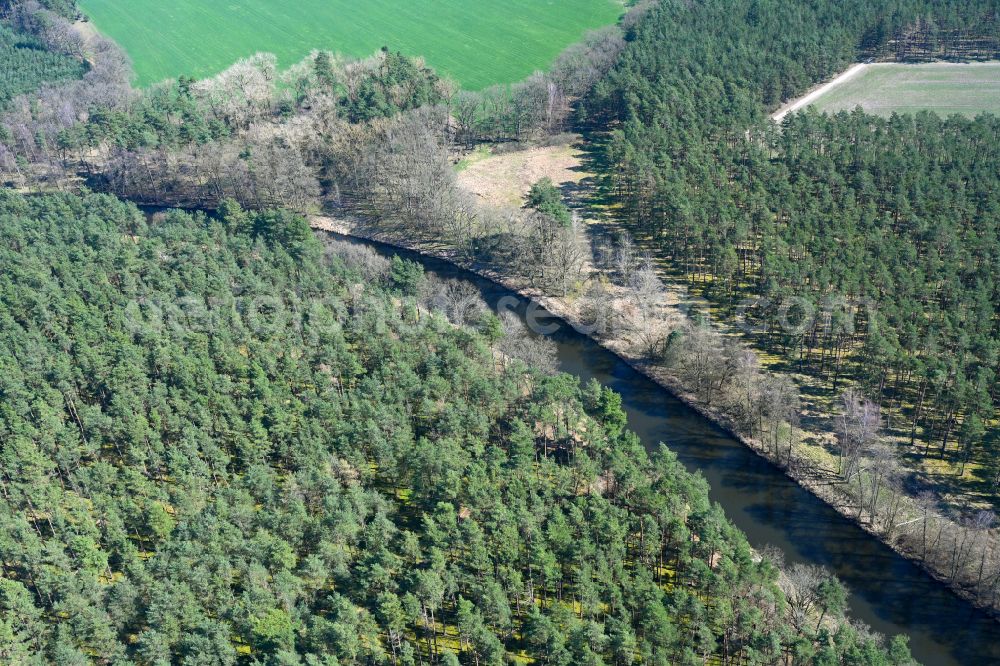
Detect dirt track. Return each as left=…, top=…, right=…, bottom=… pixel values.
left=771, top=63, right=868, bottom=122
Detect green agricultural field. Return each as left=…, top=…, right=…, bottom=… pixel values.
left=809, top=62, right=1000, bottom=117
left=77, top=0, right=625, bottom=89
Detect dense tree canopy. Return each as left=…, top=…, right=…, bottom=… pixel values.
left=583, top=0, right=1000, bottom=463
left=0, top=190, right=912, bottom=664
left=0, top=21, right=84, bottom=109
left=339, top=49, right=445, bottom=123
left=1, top=0, right=995, bottom=659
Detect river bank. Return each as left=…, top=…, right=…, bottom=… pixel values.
left=310, top=213, right=1000, bottom=626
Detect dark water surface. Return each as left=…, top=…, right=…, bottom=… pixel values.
left=330, top=232, right=1000, bottom=666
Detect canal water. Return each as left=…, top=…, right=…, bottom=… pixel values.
left=328, top=231, right=1000, bottom=666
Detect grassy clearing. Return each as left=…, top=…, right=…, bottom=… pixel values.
left=454, top=145, right=493, bottom=173
left=808, top=62, right=1000, bottom=117
left=77, top=0, right=624, bottom=89
left=456, top=141, right=591, bottom=208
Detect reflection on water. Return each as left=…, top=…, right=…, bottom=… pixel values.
left=330, top=232, right=1000, bottom=666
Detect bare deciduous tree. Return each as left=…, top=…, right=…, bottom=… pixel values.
left=613, top=233, right=638, bottom=286
left=619, top=255, right=677, bottom=358
left=760, top=374, right=800, bottom=459
left=579, top=279, right=619, bottom=338
left=360, top=109, right=457, bottom=236
left=497, top=310, right=558, bottom=376
left=424, top=278, right=485, bottom=328
left=545, top=218, right=588, bottom=297
left=835, top=388, right=880, bottom=481
left=782, top=563, right=825, bottom=631
left=193, top=53, right=278, bottom=129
